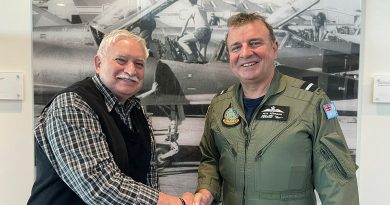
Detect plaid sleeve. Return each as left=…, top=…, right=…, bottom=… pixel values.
left=40, top=92, right=159, bottom=205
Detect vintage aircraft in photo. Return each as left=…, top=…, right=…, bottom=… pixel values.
left=32, top=0, right=359, bottom=167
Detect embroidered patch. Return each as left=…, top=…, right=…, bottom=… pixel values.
left=222, top=105, right=241, bottom=127
left=323, top=102, right=338, bottom=120
left=257, top=105, right=289, bottom=121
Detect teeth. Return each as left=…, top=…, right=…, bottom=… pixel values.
left=117, top=76, right=130, bottom=80
left=116, top=74, right=139, bottom=82
left=242, top=62, right=256, bottom=67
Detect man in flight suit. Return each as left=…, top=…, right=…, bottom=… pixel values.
left=193, top=13, right=359, bottom=205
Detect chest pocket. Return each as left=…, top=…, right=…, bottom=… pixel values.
left=212, top=127, right=238, bottom=188
left=253, top=115, right=313, bottom=193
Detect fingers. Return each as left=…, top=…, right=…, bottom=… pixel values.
left=152, top=82, right=158, bottom=90
left=193, top=192, right=203, bottom=205
left=195, top=189, right=213, bottom=205
left=181, top=192, right=194, bottom=205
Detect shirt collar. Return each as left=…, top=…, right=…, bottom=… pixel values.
left=92, top=74, right=140, bottom=112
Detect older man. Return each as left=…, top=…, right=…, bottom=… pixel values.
left=28, top=30, right=192, bottom=205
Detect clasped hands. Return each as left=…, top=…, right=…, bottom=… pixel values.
left=179, top=189, right=213, bottom=205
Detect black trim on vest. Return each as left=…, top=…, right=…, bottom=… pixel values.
left=28, top=78, right=151, bottom=205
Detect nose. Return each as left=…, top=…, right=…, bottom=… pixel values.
left=124, top=62, right=136, bottom=76
left=240, top=44, right=253, bottom=58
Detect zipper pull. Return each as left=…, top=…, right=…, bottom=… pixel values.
left=245, top=137, right=249, bottom=149
left=255, top=150, right=263, bottom=161
left=244, top=127, right=250, bottom=149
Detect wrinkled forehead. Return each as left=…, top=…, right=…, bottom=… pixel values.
left=226, top=21, right=271, bottom=42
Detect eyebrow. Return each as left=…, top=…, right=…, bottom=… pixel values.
left=229, top=38, right=263, bottom=46
left=229, top=42, right=241, bottom=48
left=116, top=55, right=145, bottom=62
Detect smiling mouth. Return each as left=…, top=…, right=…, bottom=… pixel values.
left=116, top=74, right=139, bottom=83
left=242, top=62, right=258, bottom=67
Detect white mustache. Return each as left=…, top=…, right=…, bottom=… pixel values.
left=116, top=73, right=139, bottom=82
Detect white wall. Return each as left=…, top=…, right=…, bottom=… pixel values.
left=357, top=0, right=390, bottom=204
left=1, top=0, right=390, bottom=204
left=0, top=1, right=34, bottom=205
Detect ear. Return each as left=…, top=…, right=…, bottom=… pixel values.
left=273, top=40, right=279, bottom=51
left=273, top=40, right=279, bottom=55
left=94, top=55, right=102, bottom=73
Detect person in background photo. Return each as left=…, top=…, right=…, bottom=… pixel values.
left=193, top=13, right=359, bottom=205
left=312, top=12, right=327, bottom=41
left=27, top=29, right=193, bottom=205
left=177, top=0, right=211, bottom=63
left=208, top=13, right=220, bottom=26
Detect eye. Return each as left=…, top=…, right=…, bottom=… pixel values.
left=229, top=44, right=241, bottom=53
left=249, top=40, right=262, bottom=48
left=115, top=58, right=127, bottom=65
left=134, top=61, right=145, bottom=69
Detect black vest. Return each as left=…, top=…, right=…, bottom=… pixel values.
left=28, top=78, right=152, bottom=205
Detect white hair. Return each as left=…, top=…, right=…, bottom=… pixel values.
left=97, top=29, right=149, bottom=59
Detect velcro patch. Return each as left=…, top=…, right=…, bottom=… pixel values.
left=257, top=105, right=289, bottom=121
left=322, top=102, right=338, bottom=120
left=222, top=105, right=241, bottom=127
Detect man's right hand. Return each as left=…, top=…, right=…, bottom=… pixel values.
left=193, top=189, right=213, bottom=205
left=180, top=192, right=194, bottom=205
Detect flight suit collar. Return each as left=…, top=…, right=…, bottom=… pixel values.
left=231, top=69, right=286, bottom=113
left=263, top=69, right=286, bottom=100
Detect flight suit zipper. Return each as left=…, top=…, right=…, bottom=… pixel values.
left=243, top=128, right=250, bottom=205
left=255, top=117, right=300, bottom=161
left=320, top=145, right=349, bottom=179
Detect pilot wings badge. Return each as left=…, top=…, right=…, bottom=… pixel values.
left=222, top=104, right=241, bottom=127
left=257, top=105, right=289, bottom=121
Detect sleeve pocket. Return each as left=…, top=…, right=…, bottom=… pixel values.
left=319, top=132, right=358, bottom=184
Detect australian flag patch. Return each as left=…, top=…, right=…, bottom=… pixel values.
left=322, top=102, right=338, bottom=120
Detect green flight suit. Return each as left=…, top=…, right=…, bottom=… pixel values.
left=197, top=71, right=359, bottom=205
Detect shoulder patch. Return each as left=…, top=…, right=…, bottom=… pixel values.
left=300, top=81, right=319, bottom=92
left=323, top=102, right=338, bottom=120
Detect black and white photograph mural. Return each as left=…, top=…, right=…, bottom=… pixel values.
left=32, top=0, right=360, bottom=197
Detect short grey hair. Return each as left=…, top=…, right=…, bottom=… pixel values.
left=97, top=29, right=149, bottom=59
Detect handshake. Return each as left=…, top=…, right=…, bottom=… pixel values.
left=159, top=189, right=213, bottom=205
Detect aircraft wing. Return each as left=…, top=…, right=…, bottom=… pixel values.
left=90, top=0, right=177, bottom=34
left=32, top=4, right=71, bottom=27
left=140, top=57, right=357, bottom=107
left=334, top=33, right=360, bottom=45
left=266, top=0, right=320, bottom=28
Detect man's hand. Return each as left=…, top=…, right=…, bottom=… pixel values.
left=157, top=192, right=193, bottom=205
left=193, top=189, right=213, bottom=205
left=181, top=192, right=194, bottom=205
left=151, top=82, right=158, bottom=92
